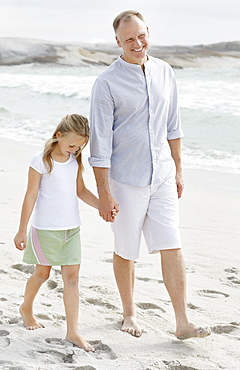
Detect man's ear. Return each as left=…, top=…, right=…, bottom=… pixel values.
left=116, top=36, right=121, bottom=48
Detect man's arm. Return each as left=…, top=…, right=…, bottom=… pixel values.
left=93, top=167, right=119, bottom=222
left=168, top=138, right=184, bottom=199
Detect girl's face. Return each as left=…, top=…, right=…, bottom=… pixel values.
left=56, top=132, right=87, bottom=157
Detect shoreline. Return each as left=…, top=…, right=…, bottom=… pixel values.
left=0, top=137, right=240, bottom=369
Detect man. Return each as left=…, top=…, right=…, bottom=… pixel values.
left=89, top=10, right=211, bottom=340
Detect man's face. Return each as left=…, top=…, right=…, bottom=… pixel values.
left=116, top=16, right=149, bottom=66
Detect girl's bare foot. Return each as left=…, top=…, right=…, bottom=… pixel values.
left=19, top=304, right=43, bottom=330
left=121, top=315, right=142, bottom=337
left=65, top=333, right=95, bottom=352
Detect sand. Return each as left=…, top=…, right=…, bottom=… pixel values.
left=0, top=138, right=240, bottom=370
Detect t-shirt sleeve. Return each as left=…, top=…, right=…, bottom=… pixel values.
left=29, top=152, right=45, bottom=174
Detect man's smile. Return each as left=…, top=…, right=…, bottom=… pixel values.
left=132, top=46, right=144, bottom=52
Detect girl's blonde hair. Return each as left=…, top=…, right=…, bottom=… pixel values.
left=43, top=114, right=89, bottom=174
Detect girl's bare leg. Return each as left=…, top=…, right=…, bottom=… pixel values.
left=20, top=265, right=51, bottom=330
left=61, top=264, right=94, bottom=352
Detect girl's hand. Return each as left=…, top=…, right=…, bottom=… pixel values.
left=111, top=208, right=119, bottom=220
left=14, top=231, right=27, bottom=251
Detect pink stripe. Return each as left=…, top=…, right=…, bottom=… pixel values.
left=32, top=228, right=50, bottom=265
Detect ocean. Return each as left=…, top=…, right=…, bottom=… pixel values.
left=0, top=63, right=239, bottom=174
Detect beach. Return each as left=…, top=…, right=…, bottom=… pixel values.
left=0, top=138, right=240, bottom=370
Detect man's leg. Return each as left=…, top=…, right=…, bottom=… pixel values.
left=113, top=253, right=142, bottom=337
left=110, top=179, right=149, bottom=337
left=160, top=248, right=211, bottom=339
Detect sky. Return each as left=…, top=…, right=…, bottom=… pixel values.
left=0, top=0, right=239, bottom=46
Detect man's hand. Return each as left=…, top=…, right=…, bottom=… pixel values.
left=167, top=138, right=184, bottom=199
left=93, top=167, right=119, bottom=222
left=176, top=172, right=184, bottom=199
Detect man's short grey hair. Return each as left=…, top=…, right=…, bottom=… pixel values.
left=113, top=10, right=145, bottom=34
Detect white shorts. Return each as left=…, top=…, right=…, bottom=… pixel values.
left=110, top=176, right=181, bottom=260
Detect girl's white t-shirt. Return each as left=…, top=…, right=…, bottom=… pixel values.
left=30, top=150, right=81, bottom=230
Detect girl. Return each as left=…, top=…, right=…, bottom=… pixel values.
left=14, top=114, right=99, bottom=352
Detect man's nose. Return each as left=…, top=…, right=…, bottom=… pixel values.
left=133, top=38, right=141, bottom=47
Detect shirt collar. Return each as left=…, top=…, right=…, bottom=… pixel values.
left=118, top=55, right=150, bottom=69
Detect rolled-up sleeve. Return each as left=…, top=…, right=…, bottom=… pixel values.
left=167, top=74, right=184, bottom=140
left=88, top=78, right=114, bottom=168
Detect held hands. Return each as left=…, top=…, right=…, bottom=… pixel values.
left=98, top=194, right=119, bottom=222
left=14, top=231, right=27, bottom=251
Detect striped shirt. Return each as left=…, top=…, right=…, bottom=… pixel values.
left=89, top=56, right=183, bottom=187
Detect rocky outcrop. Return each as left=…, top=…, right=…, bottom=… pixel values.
left=0, top=37, right=240, bottom=69
left=0, top=38, right=118, bottom=66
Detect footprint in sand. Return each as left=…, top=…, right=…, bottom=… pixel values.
left=11, top=263, right=35, bottom=274
left=7, top=316, right=19, bottom=325
left=224, top=267, right=239, bottom=274
left=88, top=285, right=113, bottom=295
left=211, top=322, right=240, bottom=335
left=45, top=338, right=66, bottom=346
left=47, top=279, right=58, bottom=290
left=85, top=298, right=117, bottom=311
left=37, top=348, right=75, bottom=364
left=102, top=258, right=113, bottom=263
left=197, top=289, right=229, bottom=298
left=89, top=340, right=117, bottom=360
left=136, top=276, right=164, bottom=284
left=74, top=366, right=97, bottom=370
left=0, top=330, right=10, bottom=348
left=45, top=338, right=117, bottom=362
left=187, top=302, right=202, bottom=310
left=42, top=339, right=83, bottom=363
left=227, top=276, right=240, bottom=285
left=223, top=267, right=240, bottom=286
left=134, top=262, right=152, bottom=269
left=36, top=313, right=65, bottom=322
left=52, top=267, right=62, bottom=275
left=162, top=360, right=198, bottom=369
left=137, top=302, right=166, bottom=313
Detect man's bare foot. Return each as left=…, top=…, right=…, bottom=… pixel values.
left=65, top=333, right=94, bottom=352
left=121, top=315, right=142, bottom=337
left=176, top=322, right=211, bottom=340
left=19, top=304, right=44, bottom=330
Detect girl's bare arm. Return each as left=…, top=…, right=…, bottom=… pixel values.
left=14, top=167, right=41, bottom=250
left=76, top=170, right=99, bottom=209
